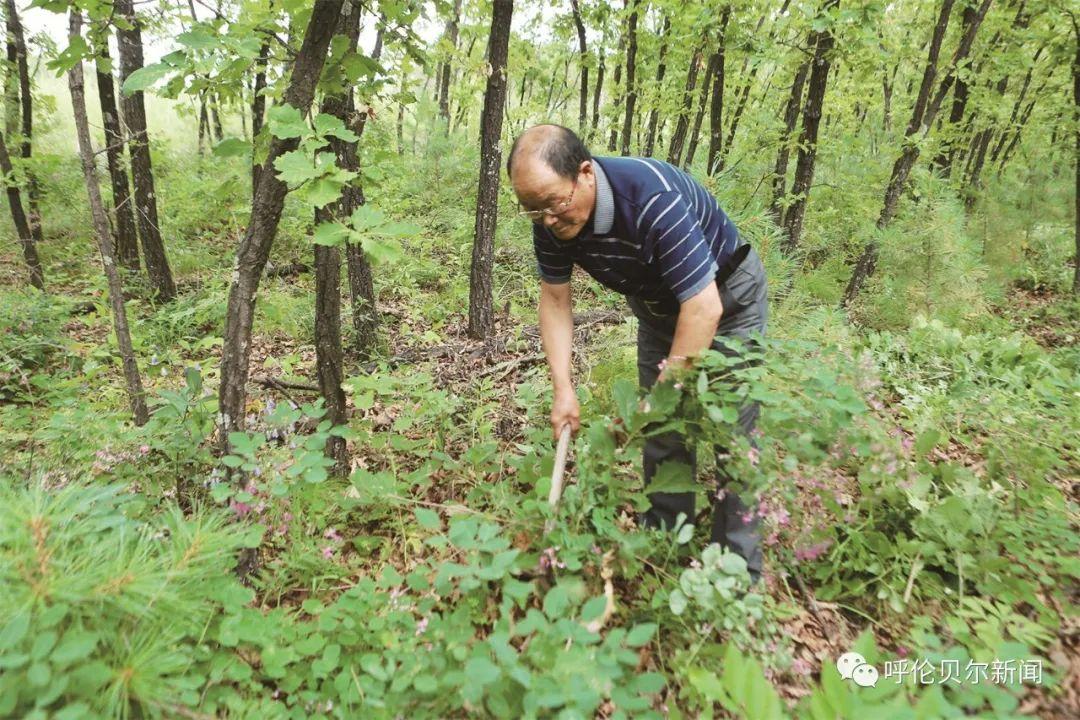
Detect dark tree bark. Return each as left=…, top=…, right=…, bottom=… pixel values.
left=314, top=3, right=363, bottom=474
left=115, top=0, right=176, bottom=302
left=607, top=31, right=624, bottom=152
left=667, top=42, right=703, bottom=166
left=68, top=11, right=147, bottom=425
left=685, top=50, right=717, bottom=169
left=706, top=6, right=732, bottom=175
left=782, top=0, right=839, bottom=251
left=570, top=0, right=589, bottom=134
left=437, top=0, right=462, bottom=127
left=251, top=39, right=270, bottom=194
left=643, top=14, right=670, bottom=157
left=931, top=3, right=980, bottom=175
left=591, top=44, right=605, bottom=143
left=1072, top=11, right=1079, bottom=295
left=396, top=55, right=407, bottom=155
left=619, top=0, right=639, bottom=156
left=4, top=0, right=40, bottom=244
left=990, top=46, right=1043, bottom=164
left=771, top=59, right=810, bottom=225
left=0, top=129, right=43, bottom=290
left=344, top=14, right=381, bottom=358
left=844, top=0, right=992, bottom=307
left=95, top=44, right=140, bottom=271
left=217, top=0, right=346, bottom=453
left=468, top=0, right=513, bottom=339
left=210, top=92, right=224, bottom=141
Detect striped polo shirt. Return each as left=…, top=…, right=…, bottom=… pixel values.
left=532, top=156, right=743, bottom=316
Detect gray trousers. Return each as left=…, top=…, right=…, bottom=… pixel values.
left=627, top=245, right=769, bottom=583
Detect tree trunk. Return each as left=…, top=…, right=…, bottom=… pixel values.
left=68, top=11, right=147, bottom=425
left=591, top=46, right=605, bottom=143
left=685, top=50, right=716, bottom=169
left=570, top=0, right=589, bottom=134
left=217, top=0, right=346, bottom=453
left=0, top=130, right=43, bottom=290
left=643, top=14, right=670, bottom=157
left=1072, top=11, right=1079, bottom=295
left=771, top=59, right=810, bottom=225
left=344, top=14, right=381, bottom=358
left=607, top=31, right=624, bottom=152
left=95, top=44, right=140, bottom=271
left=115, top=0, right=176, bottom=302
left=437, top=0, right=462, bottom=127
left=844, top=0, right=992, bottom=307
left=251, top=39, right=270, bottom=194
left=990, top=46, right=1043, bottom=164
left=931, top=3, right=979, bottom=175
left=211, top=93, right=224, bottom=141
left=667, top=42, right=703, bottom=166
left=468, top=0, right=513, bottom=340
left=314, top=3, right=363, bottom=474
left=396, top=56, right=407, bottom=155
left=782, top=0, right=839, bottom=251
left=619, top=0, right=639, bottom=156
left=706, top=6, right=732, bottom=175
left=4, top=0, right=40, bottom=244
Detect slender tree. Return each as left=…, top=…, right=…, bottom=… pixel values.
left=844, top=0, right=993, bottom=307
left=115, top=0, right=176, bottom=302
left=706, top=6, right=732, bottom=175
left=437, top=0, right=462, bottom=127
left=94, top=41, right=140, bottom=271
left=4, top=0, right=40, bottom=244
left=771, top=59, right=810, bottom=224
left=667, top=42, right=704, bottom=166
left=685, top=49, right=717, bottom=169
left=643, top=14, right=670, bottom=157
left=1072, top=8, right=1079, bottom=294
left=783, top=0, right=840, bottom=251
left=570, top=0, right=589, bottom=134
left=619, top=0, right=638, bottom=156
left=0, top=129, right=43, bottom=290
left=468, top=0, right=513, bottom=339
left=217, top=0, right=346, bottom=453
left=68, top=10, right=147, bottom=425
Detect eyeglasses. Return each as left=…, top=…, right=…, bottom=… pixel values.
left=517, top=178, right=578, bottom=222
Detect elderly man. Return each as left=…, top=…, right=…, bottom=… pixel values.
left=507, top=124, right=769, bottom=584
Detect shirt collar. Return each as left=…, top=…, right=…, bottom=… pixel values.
left=591, top=158, right=614, bottom=235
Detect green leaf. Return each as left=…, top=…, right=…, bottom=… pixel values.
left=625, top=623, right=657, bottom=647
left=359, top=236, right=403, bottom=265
left=177, top=28, right=218, bottom=50
left=349, top=204, right=386, bottom=231
left=542, top=585, right=571, bottom=619
left=464, top=656, right=500, bottom=685
left=581, top=595, right=608, bottom=623
left=50, top=630, right=98, bottom=666
left=273, top=150, right=320, bottom=184
left=669, top=589, right=687, bottom=615
left=313, top=113, right=359, bottom=142
left=0, top=612, right=29, bottom=650
left=298, top=177, right=345, bottom=208
left=267, top=104, right=308, bottom=139
left=120, top=62, right=173, bottom=95
left=647, top=461, right=696, bottom=494
left=312, top=221, right=350, bottom=247
left=415, top=508, right=441, bottom=531
left=212, top=137, right=250, bottom=158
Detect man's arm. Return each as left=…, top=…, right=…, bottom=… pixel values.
left=661, top=280, right=724, bottom=381
left=538, top=279, right=580, bottom=437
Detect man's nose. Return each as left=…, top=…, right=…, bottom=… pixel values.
left=542, top=213, right=559, bottom=229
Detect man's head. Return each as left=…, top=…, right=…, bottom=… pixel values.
left=507, top=124, right=595, bottom=241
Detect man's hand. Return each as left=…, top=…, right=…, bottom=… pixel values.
left=551, top=387, right=580, bottom=439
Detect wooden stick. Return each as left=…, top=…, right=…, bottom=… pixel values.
left=544, top=424, right=572, bottom=534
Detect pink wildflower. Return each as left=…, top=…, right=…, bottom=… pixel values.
left=139, top=444, right=150, bottom=455
left=230, top=501, right=252, bottom=518
left=794, top=540, right=832, bottom=562
left=321, top=546, right=335, bottom=559
left=415, top=617, right=429, bottom=636
left=323, top=527, right=342, bottom=542
left=747, top=447, right=760, bottom=466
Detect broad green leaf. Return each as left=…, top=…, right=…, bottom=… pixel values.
left=625, top=623, right=657, bottom=647
left=212, top=137, right=250, bottom=158
left=647, top=461, right=696, bottom=494
left=414, top=508, right=441, bottom=530
left=267, top=104, right=308, bottom=139
left=298, top=177, right=345, bottom=209
left=312, top=222, right=350, bottom=247
left=120, top=62, right=173, bottom=95
left=273, top=150, right=320, bottom=184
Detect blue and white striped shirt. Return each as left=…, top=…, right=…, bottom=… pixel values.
left=533, top=156, right=743, bottom=316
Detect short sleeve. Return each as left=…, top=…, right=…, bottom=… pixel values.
left=532, top=224, right=573, bottom=284
left=639, top=191, right=717, bottom=302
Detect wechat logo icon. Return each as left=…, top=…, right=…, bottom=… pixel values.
left=837, top=651, right=879, bottom=688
